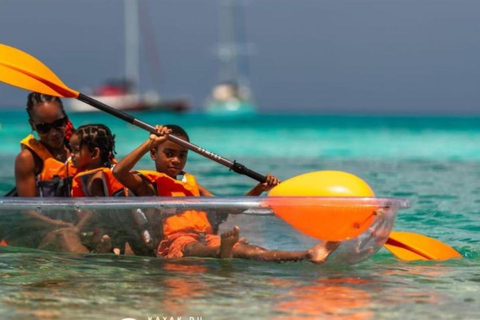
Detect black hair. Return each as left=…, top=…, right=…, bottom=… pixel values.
left=26, top=92, right=75, bottom=149
left=26, top=92, right=65, bottom=119
left=73, top=124, right=116, bottom=167
left=164, top=124, right=189, bottom=141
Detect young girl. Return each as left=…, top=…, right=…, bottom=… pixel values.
left=68, top=124, right=154, bottom=255
left=69, top=124, right=123, bottom=197
left=113, top=124, right=339, bottom=263
left=67, top=124, right=123, bottom=253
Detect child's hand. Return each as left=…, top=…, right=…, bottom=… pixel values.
left=245, top=174, right=280, bottom=196
left=259, top=174, right=280, bottom=192
left=149, top=125, right=172, bottom=147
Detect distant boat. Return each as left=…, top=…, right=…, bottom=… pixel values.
left=68, top=0, right=189, bottom=113
left=68, top=79, right=189, bottom=113
left=206, top=81, right=256, bottom=115
left=205, top=0, right=257, bottom=116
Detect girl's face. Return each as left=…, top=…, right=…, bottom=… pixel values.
left=29, top=101, right=67, bottom=149
left=69, top=134, right=99, bottom=170
left=151, top=138, right=188, bottom=178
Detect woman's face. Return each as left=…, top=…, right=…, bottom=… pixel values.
left=29, top=101, right=67, bottom=149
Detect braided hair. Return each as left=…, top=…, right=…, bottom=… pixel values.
left=26, top=92, right=75, bottom=149
left=73, top=124, right=116, bottom=167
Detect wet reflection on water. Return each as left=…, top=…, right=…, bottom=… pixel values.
left=0, top=249, right=478, bottom=319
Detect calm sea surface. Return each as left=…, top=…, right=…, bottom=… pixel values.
left=0, top=110, right=479, bottom=319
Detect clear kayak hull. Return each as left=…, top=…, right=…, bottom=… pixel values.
left=0, top=196, right=409, bottom=265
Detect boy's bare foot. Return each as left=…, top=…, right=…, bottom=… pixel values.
left=239, top=237, right=249, bottom=244
left=93, top=235, right=113, bottom=253
left=220, top=226, right=240, bottom=258
left=308, top=241, right=340, bottom=264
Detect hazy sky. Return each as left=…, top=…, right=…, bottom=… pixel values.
left=1, top=0, right=480, bottom=114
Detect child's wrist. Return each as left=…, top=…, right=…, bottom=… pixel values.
left=145, top=138, right=156, bottom=148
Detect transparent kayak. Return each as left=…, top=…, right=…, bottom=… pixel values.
left=0, top=196, right=409, bottom=265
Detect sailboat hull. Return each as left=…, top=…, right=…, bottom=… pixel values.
left=68, top=93, right=189, bottom=113
left=206, top=100, right=256, bottom=116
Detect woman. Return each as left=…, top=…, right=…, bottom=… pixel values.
left=15, top=92, right=76, bottom=197
left=3, top=93, right=77, bottom=249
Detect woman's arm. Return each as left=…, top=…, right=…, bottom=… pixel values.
left=14, top=149, right=38, bottom=197
left=15, top=150, right=74, bottom=229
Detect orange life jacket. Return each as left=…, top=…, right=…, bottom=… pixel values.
left=71, top=167, right=127, bottom=197
left=20, top=134, right=77, bottom=197
left=137, top=170, right=212, bottom=236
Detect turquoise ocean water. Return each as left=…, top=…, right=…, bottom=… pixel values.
left=0, top=110, right=479, bottom=319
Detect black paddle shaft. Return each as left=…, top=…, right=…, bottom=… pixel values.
left=78, top=93, right=267, bottom=183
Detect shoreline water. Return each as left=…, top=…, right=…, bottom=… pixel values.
left=0, top=111, right=479, bottom=319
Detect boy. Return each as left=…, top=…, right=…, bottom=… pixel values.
left=113, top=125, right=338, bottom=262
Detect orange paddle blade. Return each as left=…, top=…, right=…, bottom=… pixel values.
left=0, top=43, right=79, bottom=98
left=385, top=231, right=462, bottom=261
left=268, top=171, right=377, bottom=241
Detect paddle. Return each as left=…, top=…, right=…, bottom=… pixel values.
left=4, top=187, right=17, bottom=197
left=384, top=231, right=462, bottom=261
left=0, top=44, right=265, bottom=183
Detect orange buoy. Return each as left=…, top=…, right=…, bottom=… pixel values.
left=267, top=171, right=377, bottom=241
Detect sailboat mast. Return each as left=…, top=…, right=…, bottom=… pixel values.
left=124, top=0, right=140, bottom=93
left=206, top=0, right=256, bottom=112
left=218, top=0, right=238, bottom=83
left=217, top=0, right=251, bottom=85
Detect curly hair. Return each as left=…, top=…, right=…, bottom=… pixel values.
left=73, top=124, right=116, bottom=167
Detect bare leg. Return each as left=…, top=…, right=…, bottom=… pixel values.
left=124, top=242, right=135, bottom=255
left=182, top=241, right=219, bottom=258
left=220, top=226, right=240, bottom=258
left=182, top=227, right=240, bottom=258
left=38, top=228, right=90, bottom=253
left=308, top=241, right=340, bottom=263
left=238, top=237, right=249, bottom=244
left=233, top=241, right=339, bottom=264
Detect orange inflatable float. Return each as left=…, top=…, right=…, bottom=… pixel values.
left=268, top=171, right=377, bottom=241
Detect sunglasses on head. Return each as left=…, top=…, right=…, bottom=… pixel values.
left=34, top=116, right=68, bottom=134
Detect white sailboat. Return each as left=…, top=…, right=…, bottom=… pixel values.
left=205, top=0, right=257, bottom=115
left=68, top=0, right=189, bottom=113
